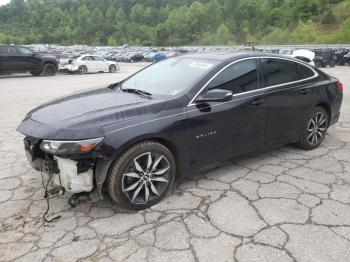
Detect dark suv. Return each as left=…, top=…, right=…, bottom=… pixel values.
left=0, top=45, right=58, bottom=76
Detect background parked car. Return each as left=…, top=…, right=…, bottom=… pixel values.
left=144, top=52, right=167, bottom=62
left=0, top=44, right=58, bottom=76
left=313, top=49, right=337, bottom=68
left=126, top=53, right=144, bottom=62
left=343, top=52, right=350, bottom=65
left=62, top=55, right=119, bottom=74
left=290, top=49, right=315, bottom=66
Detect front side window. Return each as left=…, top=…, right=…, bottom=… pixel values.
left=18, top=47, right=34, bottom=56
left=121, top=57, right=219, bottom=96
left=207, top=59, right=259, bottom=94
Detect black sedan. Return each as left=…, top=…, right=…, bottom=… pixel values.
left=17, top=51, right=343, bottom=210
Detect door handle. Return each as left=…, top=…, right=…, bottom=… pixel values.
left=251, top=98, right=264, bottom=106
left=299, top=88, right=310, bottom=95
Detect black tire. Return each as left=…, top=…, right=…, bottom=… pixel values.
left=107, top=141, right=176, bottom=210
left=296, top=106, right=329, bottom=150
left=42, top=64, right=56, bottom=76
left=30, top=71, right=41, bottom=76
left=330, top=61, right=336, bottom=67
left=78, top=65, right=87, bottom=74
left=109, top=64, right=117, bottom=73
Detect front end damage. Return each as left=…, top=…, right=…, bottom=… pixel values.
left=24, top=136, right=111, bottom=210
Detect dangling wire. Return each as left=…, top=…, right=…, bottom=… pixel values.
left=40, top=161, right=61, bottom=224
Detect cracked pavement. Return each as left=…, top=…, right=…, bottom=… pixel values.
left=0, top=64, right=350, bottom=262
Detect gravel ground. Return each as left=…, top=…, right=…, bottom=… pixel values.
left=0, top=64, right=349, bottom=262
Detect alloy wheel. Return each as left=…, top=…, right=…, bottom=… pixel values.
left=121, top=152, right=170, bottom=204
left=307, top=111, right=327, bottom=145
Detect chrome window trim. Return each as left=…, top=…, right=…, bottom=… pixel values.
left=108, top=78, right=333, bottom=134
left=188, top=56, right=318, bottom=106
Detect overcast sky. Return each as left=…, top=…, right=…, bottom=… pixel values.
left=0, top=0, right=11, bottom=6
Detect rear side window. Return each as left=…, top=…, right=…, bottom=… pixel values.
left=207, top=59, right=259, bottom=94
left=262, top=58, right=315, bottom=86
left=0, top=46, right=17, bottom=55
left=93, top=56, right=104, bottom=61
left=82, top=56, right=93, bottom=61
left=262, top=58, right=299, bottom=86
left=0, top=46, right=9, bottom=54
left=297, top=63, right=315, bottom=79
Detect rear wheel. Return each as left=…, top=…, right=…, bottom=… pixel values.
left=78, top=65, right=87, bottom=74
left=296, top=106, right=329, bottom=150
left=42, top=64, right=56, bottom=76
left=109, top=64, right=117, bottom=73
left=107, top=141, right=176, bottom=210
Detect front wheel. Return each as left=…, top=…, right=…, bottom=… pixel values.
left=109, top=64, right=117, bottom=73
left=107, top=141, right=176, bottom=210
left=42, top=64, right=56, bottom=76
left=296, top=106, right=329, bottom=150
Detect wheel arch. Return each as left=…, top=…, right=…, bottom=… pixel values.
left=113, top=135, right=181, bottom=173
left=314, top=102, right=331, bottom=121
left=93, top=135, right=182, bottom=200
left=43, top=61, right=58, bottom=70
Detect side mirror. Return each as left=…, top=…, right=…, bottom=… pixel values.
left=196, top=89, right=233, bottom=103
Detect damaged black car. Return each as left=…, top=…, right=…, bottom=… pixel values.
left=17, top=51, right=343, bottom=210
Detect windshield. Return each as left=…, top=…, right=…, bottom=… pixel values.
left=121, top=57, right=218, bottom=96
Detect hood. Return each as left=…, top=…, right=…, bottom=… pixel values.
left=17, top=87, right=166, bottom=140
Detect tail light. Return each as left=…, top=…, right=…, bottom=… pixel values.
left=336, top=81, right=344, bottom=92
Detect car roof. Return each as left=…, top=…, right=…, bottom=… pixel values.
left=181, top=50, right=294, bottom=62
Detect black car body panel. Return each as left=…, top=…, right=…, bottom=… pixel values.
left=17, top=51, right=343, bottom=199
left=0, top=44, right=58, bottom=74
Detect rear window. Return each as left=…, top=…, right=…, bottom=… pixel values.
left=262, top=58, right=315, bottom=86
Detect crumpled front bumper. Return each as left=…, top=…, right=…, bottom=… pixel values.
left=24, top=137, right=94, bottom=194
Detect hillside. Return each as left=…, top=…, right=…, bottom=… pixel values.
left=0, top=0, right=349, bottom=45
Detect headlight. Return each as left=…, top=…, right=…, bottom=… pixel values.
left=40, top=137, right=104, bottom=155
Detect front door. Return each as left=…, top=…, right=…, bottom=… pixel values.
left=187, top=58, right=267, bottom=169
left=17, top=46, right=41, bottom=71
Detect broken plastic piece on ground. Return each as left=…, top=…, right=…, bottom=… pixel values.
left=68, top=192, right=91, bottom=208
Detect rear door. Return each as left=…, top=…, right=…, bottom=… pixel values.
left=0, top=45, right=21, bottom=72
left=187, top=58, right=267, bottom=169
left=262, top=57, right=318, bottom=149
